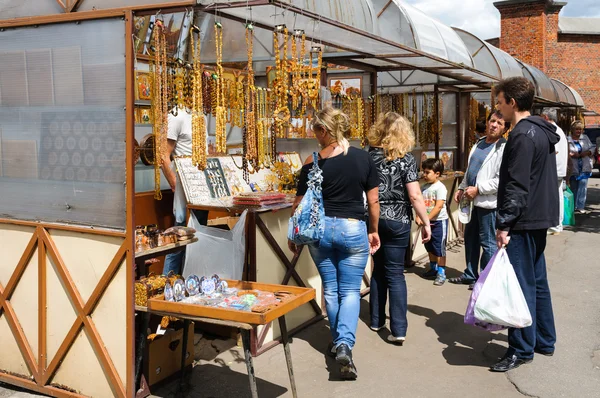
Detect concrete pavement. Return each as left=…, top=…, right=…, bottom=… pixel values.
left=2, top=177, right=599, bottom=398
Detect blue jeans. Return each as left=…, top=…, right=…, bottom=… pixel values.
left=308, top=217, right=370, bottom=350
left=462, top=207, right=497, bottom=281
left=163, top=209, right=208, bottom=275
left=506, top=229, right=556, bottom=359
left=370, top=219, right=410, bottom=338
left=570, top=177, right=589, bottom=210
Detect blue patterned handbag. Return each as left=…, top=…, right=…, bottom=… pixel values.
left=288, top=152, right=325, bottom=245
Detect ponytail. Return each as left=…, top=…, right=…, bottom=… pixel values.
left=313, top=107, right=351, bottom=155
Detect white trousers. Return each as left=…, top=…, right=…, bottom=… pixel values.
left=549, top=178, right=564, bottom=233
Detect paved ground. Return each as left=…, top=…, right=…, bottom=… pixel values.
left=2, top=177, right=599, bottom=398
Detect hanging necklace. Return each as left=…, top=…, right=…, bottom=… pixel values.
left=214, top=21, right=227, bottom=154
left=191, top=25, right=207, bottom=170
left=151, top=18, right=169, bottom=200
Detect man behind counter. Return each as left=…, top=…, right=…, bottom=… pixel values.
left=161, top=110, right=209, bottom=275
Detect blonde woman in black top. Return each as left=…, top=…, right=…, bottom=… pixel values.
left=368, top=112, right=431, bottom=344
left=289, top=107, right=380, bottom=379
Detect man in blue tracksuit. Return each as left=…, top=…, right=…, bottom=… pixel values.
left=492, top=77, right=559, bottom=372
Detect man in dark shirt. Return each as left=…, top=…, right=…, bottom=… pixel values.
left=492, top=77, right=559, bottom=372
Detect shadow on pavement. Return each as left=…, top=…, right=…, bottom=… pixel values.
left=151, top=363, right=288, bottom=398
left=292, top=318, right=353, bottom=382
left=566, top=185, right=600, bottom=234
left=408, top=304, right=507, bottom=367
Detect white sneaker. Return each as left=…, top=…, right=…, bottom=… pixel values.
left=370, top=325, right=385, bottom=332
left=387, top=335, right=406, bottom=344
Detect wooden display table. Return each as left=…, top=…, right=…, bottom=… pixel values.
left=187, top=201, right=326, bottom=356
left=136, top=281, right=316, bottom=398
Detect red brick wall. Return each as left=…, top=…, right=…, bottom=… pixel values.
left=496, top=1, right=600, bottom=123
left=497, top=1, right=547, bottom=71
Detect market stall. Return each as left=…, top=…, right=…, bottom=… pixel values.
left=0, top=1, right=532, bottom=397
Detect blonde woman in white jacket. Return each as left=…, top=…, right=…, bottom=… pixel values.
left=450, top=111, right=508, bottom=289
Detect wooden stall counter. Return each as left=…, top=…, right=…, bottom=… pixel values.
left=187, top=200, right=325, bottom=356
left=138, top=281, right=315, bottom=398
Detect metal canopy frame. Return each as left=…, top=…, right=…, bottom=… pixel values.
left=202, top=0, right=497, bottom=89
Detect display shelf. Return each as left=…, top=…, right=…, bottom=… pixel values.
left=147, top=280, right=316, bottom=325
left=135, top=237, right=198, bottom=261
left=135, top=100, right=151, bottom=106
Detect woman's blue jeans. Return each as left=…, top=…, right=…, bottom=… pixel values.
left=370, top=219, right=410, bottom=338
left=570, top=177, right=589, bottom=211
left=308, top=217, right=370, bottom=350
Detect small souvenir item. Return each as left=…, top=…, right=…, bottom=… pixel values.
left=185, top=275, right=200, bottom=296
left=173, top=279, right=186, bottom=302
left=200, top=276, right=216, bottom=295
left=164, top=282, right=174, bottom=302
left=211, top=274, right=221, bottom=288
left=217, top=280, right=228, bottom=293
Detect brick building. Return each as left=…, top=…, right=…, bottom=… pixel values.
left=493, top=0, right=600, bottom=122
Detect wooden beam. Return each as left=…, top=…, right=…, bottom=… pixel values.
left=42, top=318, right=83, bottom=385
left=83, top=316, right=127, bottom=398
left=83, top=243, right=127, bottom=315
left=56, top=0, right=67, bottom=12
left=1, top=298, right=39, bottom=382
left=0, top=372, right=82, bottom=398
left=4, top=231, right=38, bottom=299
left=38, top=227, right=47, bottom=382
left=0, top=218, right=126, bottom=238
left=39, top=229, right=85, bottom=312
left=66, top=0, right=84, bottom=13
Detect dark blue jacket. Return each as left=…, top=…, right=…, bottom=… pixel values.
left=497, top=116, right=560, bottom=231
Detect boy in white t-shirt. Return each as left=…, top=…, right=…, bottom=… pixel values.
left=416, top=158, right=449, bottom=286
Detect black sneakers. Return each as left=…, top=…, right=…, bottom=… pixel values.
left=336, top=344, right=358, bottom=380
left=490, top=354, right=532, bottom=372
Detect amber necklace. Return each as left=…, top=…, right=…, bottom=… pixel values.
left=191, top=25, right=207, bottom=170
left=214, top=22, right=227, bottom=154
left=151, top=18, right=169, bottom=200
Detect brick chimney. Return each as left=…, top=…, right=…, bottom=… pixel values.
left=494, top=0, right=567, bottom=72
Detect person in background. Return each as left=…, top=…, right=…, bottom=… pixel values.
left=161, top=110, right=209, bottom=275
left=493, top=76, right=558, bottom=372
left=450, top=111, right=508, bottom=290
left=367, top=112, right=432, bottom=345
left=417, top=158, right=448, bottom=286
left=568, top=120, right=595, bottom=214
left=289, top=107, right=380, bottom=380
left=542, top=108, right=568, bottom=233
left=475, top=120, right=487, bottom=141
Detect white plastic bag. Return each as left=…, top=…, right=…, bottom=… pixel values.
left=474, top=248, right=532, bottom=328
left=183, top=210, right=247, bottom=280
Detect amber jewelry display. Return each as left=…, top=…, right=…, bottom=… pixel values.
left=190, top=25, right=207, bottom=170
left=151, top=18, right=169, bottom=200
left=273, top=26, right=290, bottom=138
left=256, top=88, right=268, bottom=168
left=214, top=21, right=227, bottom=154
left=438, top=93, right=444, bottom=144
left=243, top=23, right=258, bottom=181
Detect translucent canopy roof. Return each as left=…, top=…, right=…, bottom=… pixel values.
left=375, top=0, right=473, bottom=67
left=453, top=28, right=523, bottom=80
left=551, top=79, right=585, bottom=107
left=208, top=0, right=495, bottom=87
left=517, top=60, right=559, bottom=104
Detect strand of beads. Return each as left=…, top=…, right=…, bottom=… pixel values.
left=190, top=25, right=207, bottom=170
left=214, top=22, right=227, bottom=154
